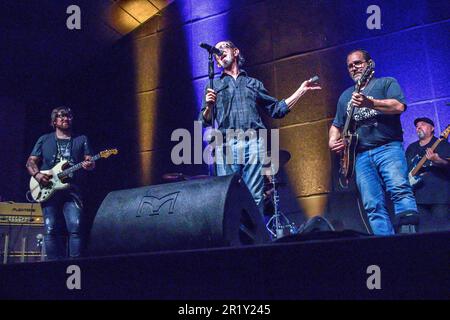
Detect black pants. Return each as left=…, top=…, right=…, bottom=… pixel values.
left=417, top=204, right=450, bottom=232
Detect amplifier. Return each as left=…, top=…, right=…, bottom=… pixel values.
left=0, top=202, right=43, bottom=226
left=0, top=202, right=45, bottom=263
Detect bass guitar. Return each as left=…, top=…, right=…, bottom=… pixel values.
left=408, top=125, right=450, bottom=187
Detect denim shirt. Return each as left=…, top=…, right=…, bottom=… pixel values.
left=30, top=132, right=93, bottom=170
left=30, top=132, right=93, bottom=197
left=199, top=70, right=289, bottom=133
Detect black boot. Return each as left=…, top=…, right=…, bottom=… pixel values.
left=398, top=224, right=417, bottom=234
left=394, top=211, right=420, bottom=234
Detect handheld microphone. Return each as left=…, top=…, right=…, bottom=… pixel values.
left=309, top=75, right=319, bottom=83
left=199, top=42, right=223, bottom=56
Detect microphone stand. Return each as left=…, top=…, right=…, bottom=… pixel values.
left=208, top=51, right=217, bottom=176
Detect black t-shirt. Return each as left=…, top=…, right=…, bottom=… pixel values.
left=405, top=137, right=450, bottom=204
left=333, top=77, right=406, bottom=151
left=56, top=138, right=72, bottom=163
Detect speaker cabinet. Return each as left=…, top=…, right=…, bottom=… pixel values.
left=89, top=174, right=269, bottom=256
left=0, top=202, right=45, bottom=263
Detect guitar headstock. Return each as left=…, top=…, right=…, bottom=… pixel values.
left=440, top=125, right=450, bottom=140
left=100, top=148, right=119, bottom=159
left=356, top=60, right=375, bottom=91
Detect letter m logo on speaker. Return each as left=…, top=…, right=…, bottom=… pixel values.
left=136, top=192, right=180, bottom=217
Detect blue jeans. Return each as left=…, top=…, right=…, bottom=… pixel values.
left=216, top=137, right=265, bottom=212
left=42, top=191, right=83, bottom=260
left=355, top=141, right=418, bottom=235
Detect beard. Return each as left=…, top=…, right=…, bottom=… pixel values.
left=417, top=130, right=425, bottom=139
left=219, top=56, right=233, bottom=69
left=55, top=121, right=71, bottom=131
left=351, top=72, right=362, bottom=83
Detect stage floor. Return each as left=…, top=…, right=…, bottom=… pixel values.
left=0, top=231, right=448, bottom=300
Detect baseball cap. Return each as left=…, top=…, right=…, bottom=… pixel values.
left=414, top=117, right=434, bottom=127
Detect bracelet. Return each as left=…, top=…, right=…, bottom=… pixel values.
left=33, top=172, right=40, bottom=178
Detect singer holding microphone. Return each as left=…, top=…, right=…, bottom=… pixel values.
left=198, top=40, right=321, bottom=214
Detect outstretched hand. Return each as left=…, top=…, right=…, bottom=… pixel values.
left=286, top=77, right=322, bottom=110
left=300, top=78, right=322, bottom=91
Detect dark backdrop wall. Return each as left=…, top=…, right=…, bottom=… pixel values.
left=1, top=0, right=448, bottom=233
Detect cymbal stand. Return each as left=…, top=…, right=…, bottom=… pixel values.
left=265, top=165, right=297, bottom=239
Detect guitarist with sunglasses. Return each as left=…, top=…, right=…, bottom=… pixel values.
left=405, top=118, right=450, bottom=231
left=328, top=49, right=418, bottom=235
left=26, top=106, right=95, bottom=260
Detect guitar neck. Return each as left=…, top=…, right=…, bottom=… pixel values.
left=411, top=138, right=443, bottom=176
left=343, top=85, right=363, bottom=135
left=342, top=105, right=355, bottom=135
left=59, top=153, right=101, bottom=178
left=342, top=67, right=374, bottom=135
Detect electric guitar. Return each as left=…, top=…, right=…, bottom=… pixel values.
left=408, top=125, right=450, bottom=187
left=29, top=148, right=118, bottom=203
left=339, top=61, right=375, bottom=187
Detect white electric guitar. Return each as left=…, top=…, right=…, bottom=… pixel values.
left=29, top=148, right=118, bottom=203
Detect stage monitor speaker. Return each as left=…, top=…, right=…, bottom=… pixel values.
left=276, top=216, right=370, bottom=243
left=297, top=216, right=335, bottom=234
left=89, top=174, right=269, bottom=256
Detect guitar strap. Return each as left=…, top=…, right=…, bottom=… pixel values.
left=361, top=77, right=378, bottom=97
left=352, top=78, right=379, bottom=129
